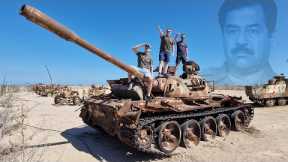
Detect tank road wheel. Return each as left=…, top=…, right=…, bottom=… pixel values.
left=73, top=96, right=81, bottom=105
left=216, top=114, right=231, bottom=137
left=181, top=119, right=201, bottom=148
left=200, top=116, right=217, bottom=141
left=137, top=127, right=153, bottom=149
left=277, top=98, right=287, bottom=106
left=54, top=96, right=61, bottom=104
left=265, top=99, right=276, bottom=107
left=58, top=97, right=66, bottom=105
left=157, top=121, right=181, bottom=154
left=232, top=110, right=246, bottom=131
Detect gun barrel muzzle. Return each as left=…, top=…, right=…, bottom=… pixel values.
left=20, top=5, right=79, bottom=41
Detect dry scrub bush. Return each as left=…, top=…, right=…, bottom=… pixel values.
left=1, top=83, right=21, bottom=97
left=0, top=83, right=7, bottom=97
left=0, top=87, right=44, bottom=162
left=0, top=93, right=22, bottom=155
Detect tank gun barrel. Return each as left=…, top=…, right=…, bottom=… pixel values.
left=20, top=5, right=145, bottom=80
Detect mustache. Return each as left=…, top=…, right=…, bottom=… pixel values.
left=231, top=46, right=254, bottom=56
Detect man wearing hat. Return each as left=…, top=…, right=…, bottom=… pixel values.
left=158, top=26, right=175, bottom=75
left=175, top=33, right=189, bottom=71
left=128, top=43, right=153, bottom=100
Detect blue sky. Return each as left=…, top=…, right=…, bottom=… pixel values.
left=0, top=0, right=287, bottom=84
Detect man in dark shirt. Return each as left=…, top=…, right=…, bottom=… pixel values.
left=175, top=33, right=188, bottom=71
left=158, top=26, right=174, bottom=75
left=128, top=43, right=153, bottom=99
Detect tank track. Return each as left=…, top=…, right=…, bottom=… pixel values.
left=133, top=105, right=254, bottom=156
left=139, top=105, right=254, bottom=127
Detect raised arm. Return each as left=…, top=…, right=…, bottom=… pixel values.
left=132, top=43, right=146, bottom=54
left=157, top=25, right=164, bottom=37
left=174, top=33, right=180, bottom=42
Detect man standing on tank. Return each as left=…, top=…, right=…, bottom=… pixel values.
left=175, top=33, right=189, bottom=71
left=129, top=43, right=153, bottom=100
left=157, top=26, right=174, bottom=76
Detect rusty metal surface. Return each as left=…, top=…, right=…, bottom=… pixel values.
left=54, top=87, right=81, bottom=105
left=32, top=83, right=62, bottom=97
left=81, top=96, right=254, bottom=155
left=245, top=75, right=288, bottom=106
left=88, top=85, right=110, bottom=97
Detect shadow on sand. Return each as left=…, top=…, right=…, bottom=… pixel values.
left=61, top=126, right=166, bottom=162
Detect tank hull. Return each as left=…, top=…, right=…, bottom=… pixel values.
left=80, top=95, right=254, bottom=155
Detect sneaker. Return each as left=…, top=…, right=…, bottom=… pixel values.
left=158, top=73, right=164, bottom=77
left=128, top=82, right=133, bottom=90
left=145, top=96, right=153, bottom=101
left=163, top=73, right=169, bottom=77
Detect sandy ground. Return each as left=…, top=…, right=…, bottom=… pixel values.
left=9, top=90, right=288, bottom=162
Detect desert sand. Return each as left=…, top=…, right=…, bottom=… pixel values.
left=8, top=90, right=288, bottom=162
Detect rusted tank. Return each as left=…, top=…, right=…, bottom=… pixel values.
left=33, top=84, right=46, bottom=96
left=32, top=83, right=44, bottom=95
left=54, top=86, right=82, bottom=105
left=33, top=84, right=57, bottom=97
left=245, top=74, right=288, bottom=107
left=21, top=5, right=254, bottom=155
left=88, top=85, right=111, bottom=98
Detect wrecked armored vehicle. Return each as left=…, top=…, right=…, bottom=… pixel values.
left=246, top=74, right=288, bottom=107
left=54, top=87, right=82, bottom=105
left=21, top=5, right=254, bottom=155
left=33, top=84, right=56, bottom=97
left=88, top=85, right=111, bottom=98
left=81, top=62, right=254, bottom=155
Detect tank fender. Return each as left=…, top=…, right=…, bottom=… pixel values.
left=117, top=101, right=132, bottom=117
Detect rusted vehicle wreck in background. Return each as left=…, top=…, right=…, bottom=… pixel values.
left=54, top=86, right=82, bottom=106
left=87, top=85, right=110, bottom=98
left=246, top=74, right=288, bottom=107
left=21, top=5, right=254, bottom=155
left=32, top=84, right=59, bottom=97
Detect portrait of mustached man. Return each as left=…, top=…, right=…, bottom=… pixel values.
left=205, top=0, right=277, bottom=85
